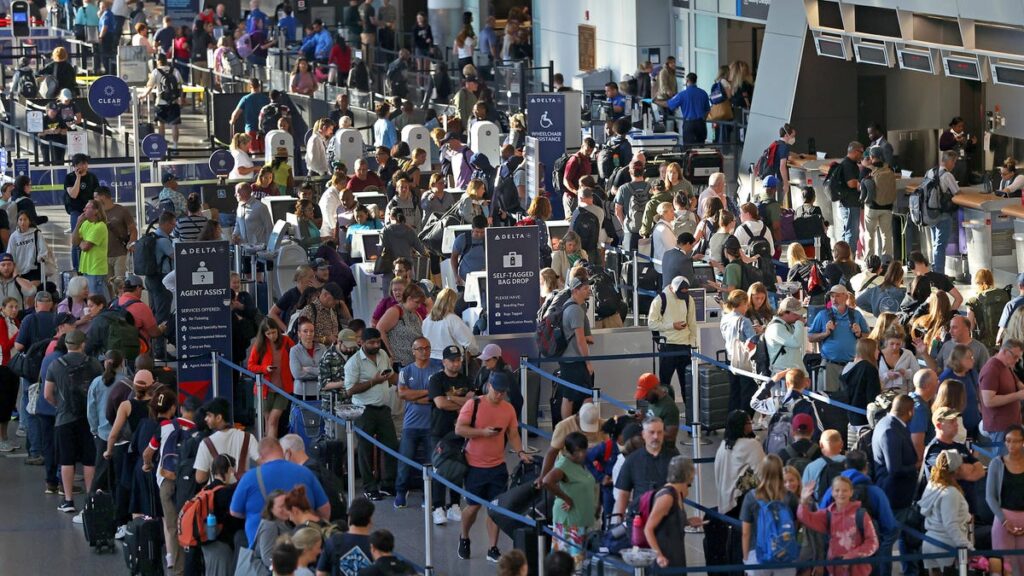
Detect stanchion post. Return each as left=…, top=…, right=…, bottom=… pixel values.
left=520, top=355, right=529, bottom=453
left=592, top=388, right=601, bottom=418
left=536, top=530, right=546, bottom=576
left=255, top=374, right=265, bottom=439
left=689, top=355, right=703, bottom=504
left=631, top=250, right=640, bottom=327
left=958, top=547, right=968, bottom=576
left=634, top=566, right=646, bottom=576
left=346, top=420, right=357, bottom=505
left=211, top=351, right=219, bottom=400
left=422, top=466, right=433, bottom=575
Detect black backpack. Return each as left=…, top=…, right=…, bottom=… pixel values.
left=17, top=70, right=38, bottom=98
left=814, top=458, right=846, bottom=502
left=780, top=442, right=820, bottom=475
left=597, top=137, right=628, bottom=181
left=132, top=225, right=168, bottom=276
left=156, top=67, right=181, bottom=102
left=736, top=261, right=763, bottom=291
left=10, top=337, right=53, bottom=382
left=535, top=289, right=574, bottom=358
left=259, top=102, right=288, bottom=135
left=59, top=356, right=94, bottom=418
left=173, top=429, right=209, bottom=510
left=589, top=267, right=624, bottom=321
left=751, top=318, right=787, bottom=376
left=823, top=162, right=848, bottom=203
left=741, top=223, right=776, bottom=291
left=570, top=207, right=600, bottom=256
left=551, top=152, right=572, bottom=193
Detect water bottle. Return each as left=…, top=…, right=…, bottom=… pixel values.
left=206, top=513, right=217, bottom=541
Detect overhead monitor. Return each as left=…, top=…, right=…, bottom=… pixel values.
left=898, top=48, right=934, bottom=74
left=854, top=42, right=889, bottom=67
left=814, top=35, right=848, bottom=60
left=991, top=61, right=1024, bottom=88
left=943, top=55, right=982, bottom=81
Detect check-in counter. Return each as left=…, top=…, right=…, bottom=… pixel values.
left=1001, top=203, right=1024, bottom=274
left=788, top=156, right=841, bottom=245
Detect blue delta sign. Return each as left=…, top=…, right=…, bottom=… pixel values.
left=88, top=75, right=132, bottom=118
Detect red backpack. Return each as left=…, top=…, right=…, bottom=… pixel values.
left=630, top=488, right=675, bottom=548
left=177, top=484, right=225, bottom=548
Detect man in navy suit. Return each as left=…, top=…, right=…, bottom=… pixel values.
left=872, top=394, right=920, bottom=576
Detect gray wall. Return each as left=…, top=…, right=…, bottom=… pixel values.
left=790, top=38, right=859, bottom=158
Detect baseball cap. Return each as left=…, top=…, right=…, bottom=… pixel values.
left=338, top=329, right=358, bottom=346
left=723, top=235, right=741, bottom=254
left=55, top=312, right=76, bottom=326
left=488, top=371, right=511, bottom=392
left=1016, top=272, right=1024, bottom=286
left=869, top=146, right=885, bottom=160
left=762, top=175, right=779, bottom=189
left=124, top=274, right=144, bottom=289
left=670, top=276, right=690, bottom=293
left=865, top=254, right=881, bottom=271
left=932, top=406, right=960, bottom=425
left=568, top=276, right=589, bottom=291
left=34, top=291, right=53, bottom=303
left=778, top=297, right=804, bottom=315
left=59, top=88, right=73, bottom=101
left=634, top=373, right=661, bottom=400
left=791, top=413, right=814, bottom=434
left=440, top=131, right=460, bottom=145
left=362, top=327, right=382, bottom=341
left=161, top=172, right=177, bottom=185
left=310, top=257, right=329, bottom=269
left=464, top=75, right=479, bottom=84
left=0, top=253, right=13, bottom=264
left=133, top=369, right=154, bottom=386
left=828, top=284, right=849, bottom=295
left=579, top=403, right=600, bottom=433
left=442, top=345, right=463, bottom=360
left=938, top=449, right=963, bottom=473
left=479, top=344, right=502, bottom=362
left=65, top=329, right=86, bottom=346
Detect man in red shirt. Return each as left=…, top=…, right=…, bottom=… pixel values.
left=979, top=339, right=1024, bottom=450
left=454, top=372, right=532, bottom=563
left=346, top=158, right=386, bottom=193
left=561, top=137, right=595, bottom=218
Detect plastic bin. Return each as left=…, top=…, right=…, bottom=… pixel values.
left=965, top=220, right=992, bottom=275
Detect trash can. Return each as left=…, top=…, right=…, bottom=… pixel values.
left=965, top=220, right=993, bottom=276
left=1014, top=233, right=1024, bottom=274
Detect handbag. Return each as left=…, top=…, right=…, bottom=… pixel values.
left=727, top=316, right=753, bottom=372
left=707, top=101, right=733, bottom=122
left=372, top=244, right=394, bottom=275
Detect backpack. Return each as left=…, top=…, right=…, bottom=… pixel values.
left=9, top=337, right=51, bottom=382
left=764, top=396, right=819, bottom=454
left=624, top=182, right=653, bottom=235
left=630, top=488, right=665, bottom=548
left=551, top=152, right=572, bottom=193
left=605, top=165, right=631, bottom=198
left=259, top=102, right=289, bottom=136
left=535, top=289, right=575, bottom=358
left=38, top=75, right=58, bottom=99
left=59, top=356, right=93, bottom=418
left=5, top=197, right=29, bottom=232
left=156, top=67, right=181, bottom=102
left=589, top=267, right=624, bottom=321
left=236, top=33, right=254, bottom=59
left=177, top=484, right=225, bottom=548
left=751, top=318, right=787, bottom=376
left=570, top=207, right=600, bottom=256
left=17, top=70, right=38, bottom=98
left=753, top=140, right=781, bottom=180
left=132, top=226, right=167, bottom=276
left=823, top=162, right=850, bottom=204
left=855, top=427, right=876, bottom=476
left=492, top=164, right=525, bottom=225
left=741, top=223, right=776, bottom=291
left=597, top=137, right=628, bottom=181
left=174, top=430, right=208, bottom=510
left=158, top=420, right=189, bottom=480
left=910, top=167, right=946, bottom=226
left=736, top=261, right=763, bottom=292
left=814, top=458, right=846, bottom=502
left=709, top=81, right=727, bottom=105
left=105, top=302, right=142, bottom=363
left=967, top=287, right=1011, bottom=352
left=754, top=498, right=801, bottom=563
left=781, top=442, right=820, bottom=475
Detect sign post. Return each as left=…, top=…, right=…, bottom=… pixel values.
left=485, top=226, right=540, bottom=335
left=174, top=241, right=233, bottom=407
left=87, top=75, right=140, bottom=232
left=526, top=93, right=566, bottom=215
left=524, top=136, right=539, bottom=206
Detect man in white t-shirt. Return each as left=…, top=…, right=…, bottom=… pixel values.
left=194, top=397, right=259, bottom=484
left=733, top=202, right=775, bottom=255
left=139, top=53, right=185, bottom=148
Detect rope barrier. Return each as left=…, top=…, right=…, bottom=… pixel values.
left=521, top=360, right=634, bottom=413
left=649, top=552, right=960, bottom=574
left=217, top=357, right=258, bottom=379
left=520, top=422, right=553, bottom=440
left=531, top=348, right=696, bottom=365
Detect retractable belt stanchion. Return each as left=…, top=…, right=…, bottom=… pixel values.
left=422, top=466, right=434, bottom=576
left=211, top=351, right=219, bottom=401
left=346, top=420, right=357, bottom=505
left=631, top=250, right=640, bottom=327
left=690, top=355, right=703, bottom=503
left=520, top=355, right=529, bottom=453
left=255, top=375, right=265, bottom=439
left=958, top=548, right=968, bottom=576
left=537, top=531, right=546, bottom=576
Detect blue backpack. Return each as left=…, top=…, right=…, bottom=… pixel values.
left=754, top=498, right=801, bottom=563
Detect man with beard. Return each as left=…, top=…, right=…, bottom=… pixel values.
left=612, top=416, right=676, bottom=520
left=635, top=374, right=680, bottom=445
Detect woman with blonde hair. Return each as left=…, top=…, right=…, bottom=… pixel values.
left=131, top=22, right=156, bottom=55
left=920, top=450, right=975, bottom=575
left=932, top=374, right=971, bottom=444
left=421, top=287, right=478, bottom=361
left=867, top=312, right=905, bottom=343
left=721, top=290, right=757, bottom=412
left=787, top=242, right=828, bottom=319
left=746, top=282, right=774, bottom=333
left=740, top=454, right=798, bottom=572
left=229, top=133, right=257, bottom=180
left=663, top=161, right=693, bottom=198
left=551, top=230, right=589, bottom=281
left=41, top=46, right=78, bottom=96
left=911, top=291, right=954, bottom=357
left=454, top=178, right=489, bottom=224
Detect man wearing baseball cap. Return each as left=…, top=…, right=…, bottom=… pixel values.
left=635, top=373, right=680, bottom=445
left=862, top=146, right=897, bottom=261
left=0, top=252, right=35, bottom=310
left=300, top=282, right=351, bottom=346
left=808, top=284, right=868, bottom=395
left=923, top=406, right=986, bottom=512
left=648, top=276, right=696, bottom=417
left=765, top=296, right=809, bottom=376
left=44, top=329, right=103, bottom=516
left=778, top=413, right=818, bottom=469
left=541, top=401, right=605, bottom=480
left=556, top=276, right=594, bottom=422
left=64, top=153, right=99, bottom=270
left=426, top=344, right=474, bottom=525
left=321, top=328, right=361, bottom=398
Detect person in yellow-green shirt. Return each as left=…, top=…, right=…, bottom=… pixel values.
left=73, top=199, right=109, bottom=299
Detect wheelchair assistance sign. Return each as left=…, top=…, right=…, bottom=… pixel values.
left=485, top=226, right=540, bottom=335
left=174, top=241, right=232, bottom=405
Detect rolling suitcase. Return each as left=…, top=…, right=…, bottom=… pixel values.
left=685, top=352, right=731, bottom=432
left=621, top=260, right=659, bottom=320
left=82, top=488, right=117, bottom=552
left=122, top=514, right=164, bottom=576
left=703, top=513, right=743, bottom=576
left=514, top=524, right=550, bottom=576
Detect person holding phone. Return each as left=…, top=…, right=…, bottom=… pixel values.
left=343, top=328, right=399, bottom=501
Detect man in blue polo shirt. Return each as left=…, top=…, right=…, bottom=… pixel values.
left=603, top=82, right=626, bottom=120
left=393, top=336, right=442, bottom=509
left=450, top=215, right=487, bottom=286
left=808, top=285, right=868, bottom=397
left=666, top=73, right=710, bottom=146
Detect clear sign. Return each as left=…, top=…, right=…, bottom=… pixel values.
left=485, top=226, right=540, bottom=335
left=14, top=158, right=28, bottom=178
left=142, top=133, right=168, bottom=161
left=209, top=149, right=235, bottom=177
left=175, top=241, right=233, bottom=405
left=88, top=75, right=132, bottom=118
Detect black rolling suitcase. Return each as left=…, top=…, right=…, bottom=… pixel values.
left=703, top=513, right=743, bottom=576
left=684, top=352, right=731, bottom=431
left=82, top=489, right=117, bottom=552
left=621, top=259, right=659, bottom=319
left=122, top=514, right=164, bottom=576
left=514, top=524, right=550, bottom=576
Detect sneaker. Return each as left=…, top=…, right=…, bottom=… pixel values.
left=457, top=537, right=471, bottom=560
left=378, top=488, right=395, bottom=498
left=432, top=507, right=447, bottom=526
left=446, top=505, right=462, bottom=522
left=0, top=440, right=14, bottom=453
left=166, top=553, right=174, bottom=569
left=24, top=456, right=43, bottom=466
left=393, top=493, right=407, bottom=509
left=44, top=484, right=59, bottom=495
left=15, top=427, right=25, bottom=437
left=72, top=512, right=84, bottom=525
left=57, top=501, right=76, bottom=513
left=486, top=546, right=501, bottom=563
left=115, top=525, right=128, bottom=540
left=363, top=490, right=383, bottom=501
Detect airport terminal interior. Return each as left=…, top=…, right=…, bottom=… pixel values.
left=8, top=0, right=1024, bottom=575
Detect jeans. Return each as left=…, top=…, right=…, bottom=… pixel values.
left=657, top=344, right=691, bottom=402
left=728, top=373, right=756, bottom=417
left=38, top=413, right=59, bottom=486
left=85, top=274, right=109, bottom=300
left=877, top=528, right=898, bottom=576
left=894, top=507, right=921, bottom=576
left=69, top=210, right=81, bottom=270
left=395, top=427, right=431, bottom=494
left=837, top=204, right=861, bottom=251
left=929, top=213, right=952, bottom=276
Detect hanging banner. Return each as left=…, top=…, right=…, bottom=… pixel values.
left=485, top=226, right=540, bottom=335
left=526, top=93, right=565, bottom=195
left=175, top=241, right=233, bottom=406
left=737, top=0, right=770, bottom=20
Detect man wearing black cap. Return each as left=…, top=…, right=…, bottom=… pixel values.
left=344, top=327, right=400, bottom=501
left=40, top=101, right=69, bottom=165
left=300, top=282, right=351, bottom=346
left=557, top=276, right=594, bottom=421
left=426, top=344, right=474, bottom=524
left=64, top=154, right=99, bottom=271
left=157, top=172, right=186, bottom=217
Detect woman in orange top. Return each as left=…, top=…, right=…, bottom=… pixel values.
left=247, top=318, right=295, bottom=439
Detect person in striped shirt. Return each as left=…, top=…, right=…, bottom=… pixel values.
left=173, top=193, right=208, bottom=241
